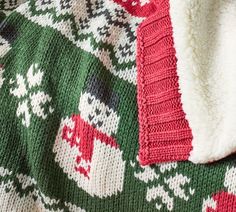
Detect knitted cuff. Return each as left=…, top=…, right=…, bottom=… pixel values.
left=137, top=0, right=192, bottom=165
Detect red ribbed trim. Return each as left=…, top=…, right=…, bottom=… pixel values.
left=137, top=0, right=193, bottom=165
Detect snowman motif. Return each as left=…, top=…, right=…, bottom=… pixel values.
left=53, top=77, right=125, bottom=198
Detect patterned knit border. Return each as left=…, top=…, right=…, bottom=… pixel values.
left=137, top=0, right=192, bottom=165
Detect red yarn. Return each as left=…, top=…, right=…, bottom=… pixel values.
left=207, top=192, right=236, bottom=212
left=62, top=114, right=118, bottom=178
left=137, top=0, right=192, bottom=165
left=113, top=0, right=156, bottom=17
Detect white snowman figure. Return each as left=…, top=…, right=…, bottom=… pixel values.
left=53, top=90, right=125, bottom=198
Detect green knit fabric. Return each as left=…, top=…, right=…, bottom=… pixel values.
left=0, top=1, right=236, bottom=211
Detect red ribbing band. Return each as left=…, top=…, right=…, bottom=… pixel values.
left=137, top=0, right=193, bottom=165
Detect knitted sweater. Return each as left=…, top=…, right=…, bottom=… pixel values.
left=0, top=0, right=236, bottom=211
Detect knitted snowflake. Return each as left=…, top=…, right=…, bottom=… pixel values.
left=131, top=159, right=195, bottom=211
left=9, top=63, right=54, bottom=127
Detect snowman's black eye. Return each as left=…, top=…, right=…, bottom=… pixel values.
left=87, top=97, right=93, bottom=104
left=97, top=121, right=103, bottom=127
left=105, top=110, right=111, bottom=117
left=95, top=108, right=101, bottom=115
left=88, top=114, right=94, bottom=121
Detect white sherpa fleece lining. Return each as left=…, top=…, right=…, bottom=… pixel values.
left=169, top=0, right=236, bottom=163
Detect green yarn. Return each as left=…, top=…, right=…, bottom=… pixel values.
left=0, top=1, right=236, bottom=211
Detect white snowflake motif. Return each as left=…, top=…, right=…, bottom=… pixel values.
left=131, top=159, right=195, bottom=211
left=9, top=63, right=54, bottom=127
left=3, top=0, right=25, bottom=10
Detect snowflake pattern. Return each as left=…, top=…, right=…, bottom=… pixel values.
left=16, top=0, right=146, bottom=84
left=3, top=0, right=25, bottom=10
left=9, top=63, right=54, bottom=127
left=131, top=158, right=195, bottom=211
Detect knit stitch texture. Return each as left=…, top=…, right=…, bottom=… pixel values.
left=0, top=0, right=236, bottom=211
left=137, top=0, right=192, bottom=165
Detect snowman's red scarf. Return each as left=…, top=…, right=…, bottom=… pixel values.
left=62, top=114, right=118, bottom=178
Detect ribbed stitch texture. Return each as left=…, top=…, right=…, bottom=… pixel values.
left=1, top=0, right=236, bottom=211
left=137, top=0, right=193, bottom=165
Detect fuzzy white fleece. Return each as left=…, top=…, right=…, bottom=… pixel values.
left=169, top=0, right=236, bottom=163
